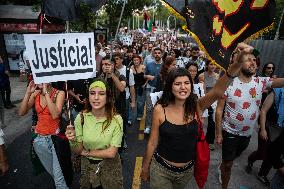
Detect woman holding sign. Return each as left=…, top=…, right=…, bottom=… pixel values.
left=18, top=82, right=70, bottom=189
left=141, top=43, right=254, bottom=189
left=65, top=79, right=124, bottom=189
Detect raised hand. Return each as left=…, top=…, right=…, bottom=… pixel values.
left=27, top=81, right=37, bottom=94
left=228, top=43, right=254, bottom=76
left=42, top=83, right=48, bottom=94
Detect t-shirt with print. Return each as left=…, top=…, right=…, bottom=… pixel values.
left=222, top=76, right=273, bottom=136
left=193, top=83, right=208, bottom=117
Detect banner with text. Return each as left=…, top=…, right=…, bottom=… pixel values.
left=24, top=33, right=96, bottom=84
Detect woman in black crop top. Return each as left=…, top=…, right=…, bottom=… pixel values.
left=141, top=43, right=254, bottom=188
left=130, top=54, right=146, bottom=120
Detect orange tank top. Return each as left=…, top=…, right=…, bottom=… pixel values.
left=35, top=89, right=61, bottom=135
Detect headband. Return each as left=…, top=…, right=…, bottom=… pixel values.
left=89, top=81, right=106, bottom=91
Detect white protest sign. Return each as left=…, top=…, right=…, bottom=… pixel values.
left=150, top=91, right=163, bottom=106
left=24, top=33, right=96, bottom=84
left=119, top=35, right=133, bottom=46
left=149, top=36, right=156, bottom=42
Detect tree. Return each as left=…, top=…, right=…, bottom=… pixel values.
left=104, top=0, right=152, bottom=35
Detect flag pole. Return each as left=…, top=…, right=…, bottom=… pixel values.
left=110, top=0, right=126, bottom=59
left=275, top=6, right=284, bottom=40
left=65, top=20, right=72, bottom=126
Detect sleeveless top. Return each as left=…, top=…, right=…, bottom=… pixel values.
left=156, top=108, right=198, bottom=163
left=133, top=66, right=146, bottom=88
left=35, top=89, right=60, bottom=135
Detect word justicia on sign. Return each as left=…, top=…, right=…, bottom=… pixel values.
left=32, top=38, right=93, bottom=76
left=24, top=33, right=96, bottom=84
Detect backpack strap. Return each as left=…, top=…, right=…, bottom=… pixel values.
left=126, top=66, right=130, bottom=88
left=80, top=112, right=84, bottom=127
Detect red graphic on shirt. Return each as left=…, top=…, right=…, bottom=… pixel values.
left=228, top=102, right=236, bottom=109
left=234, top=89, right=242, bottom=97
left=242, top=126, right=250, bottom=131
left=254, top=78, right=259, bottom=83
left=250, top=112, right=257, bottom=120
left=249, top=87, right=256, bottom=98
left=242, top=102, right=251, bottom=109
left=256, top=100, right=261, bottom=106
left=229, top=123, right=236, bottom=129
left=236, top=113, right=244, bottom=121
left=226, top=111, right=230, bottom=117
left=261, top=80, right=267, bottom=91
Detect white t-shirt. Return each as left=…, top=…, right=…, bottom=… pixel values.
left=176, top=57, right=190, bottom=68
left=0, top=128, right=4, bottom=145
left=117, top=65, right=135, bottom=99
left=222, top=76, right=273, bottom=136
left=193, top=83, right=208, bottom=117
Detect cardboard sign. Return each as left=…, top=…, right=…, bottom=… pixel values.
left=94, top=29, right=108, bottom=45
left=24, top=33, right=96, bottom=84
left=149, top=36, right=156, bottom=42
left=119, top=35, right=133, bottom=46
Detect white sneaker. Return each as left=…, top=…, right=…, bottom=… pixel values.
left=144, top=127, right=151, bottom=134
left=218, top=165, right=222, bottom=184
left=137, top=117, right=142, bottom=121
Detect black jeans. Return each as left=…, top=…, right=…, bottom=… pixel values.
left=0, top=82, right=12, bottom=107
left=206, top=106, right=215, bottom=144
left=248, top=128, right=272, bottom=176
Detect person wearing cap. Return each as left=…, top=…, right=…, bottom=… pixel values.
left=65, top=79, right=124, bottom=189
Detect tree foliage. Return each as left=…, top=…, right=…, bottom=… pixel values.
left=104, top=0, right=152, bottom=34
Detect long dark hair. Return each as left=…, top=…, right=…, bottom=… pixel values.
left=158, top=68, right=197, bottom=122
left=261, top=62, right=275, bottom=77
left=185, top=61, right=199, bottom=84
left=84, top=79, right=118, bottom=132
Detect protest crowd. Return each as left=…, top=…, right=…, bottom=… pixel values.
left=0, top=1, right=283, bottom=188
left=0, top=28, right=282, bottom=189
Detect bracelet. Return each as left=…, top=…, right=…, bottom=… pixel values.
left=226, top=71, right=237, bottom=79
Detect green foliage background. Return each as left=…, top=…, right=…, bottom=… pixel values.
left=1, top=0, right=283, bottom=38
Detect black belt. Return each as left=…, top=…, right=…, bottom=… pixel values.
left=154, top=153, right=194, bottom=173
left=88, top=158, right=102, bottom=165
